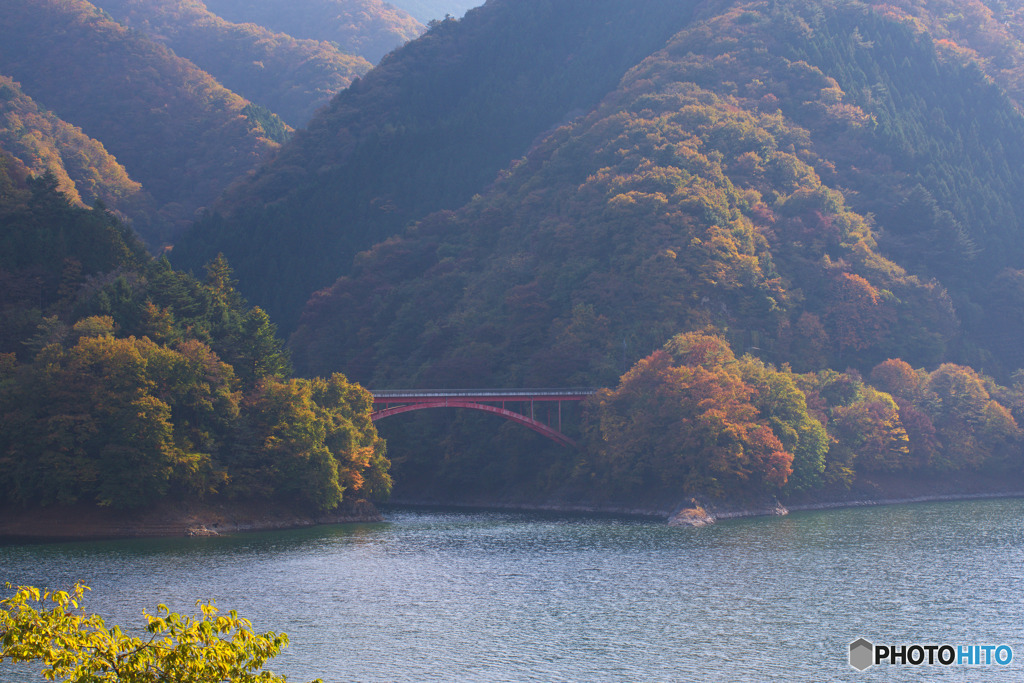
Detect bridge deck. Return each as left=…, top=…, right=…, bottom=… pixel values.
left=368, top=389, right=597, bottom=449
left=370, top=389, right=596, bottom=402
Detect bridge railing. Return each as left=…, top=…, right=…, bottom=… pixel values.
left=368, top=388, right=598, bottom=448
left=370, top=388, right=598, bottom=401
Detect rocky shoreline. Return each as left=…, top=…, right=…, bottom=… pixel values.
left=666, top=471, right=1024, bottom=526
left=389, top=470, right=1024, bottom=528
left=385, top=490, right=1024, bottom=529
left=0, top=498, right=383, bottom=541
left=665, top=490, right=1024, bottom=526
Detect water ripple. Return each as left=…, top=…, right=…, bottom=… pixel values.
left=1, top=499, right=1023, bottom=682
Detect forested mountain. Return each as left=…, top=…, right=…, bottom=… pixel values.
left=276, top=0, right=1024, bottom=384
left=170, top=0, right=1024, bottom=504
left=0, top=77, right=159, bottom=234
left=174, top=0, right=1024, bottom=371
left=390, top=0, right=480, bottom=23
left=199, top=0, right=423, bottom=64
left=870, top=0, right=1024, bottom=107
left=0, top=0, right=284, bottom=243
left=9, top=0, right=1024, bottom=510
left=171, top=0, right=705, bottom=329
left=0, top=153, right=389, bottom=511
left=93, top=0, right=372, bottom=126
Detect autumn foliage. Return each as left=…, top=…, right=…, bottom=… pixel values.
left=10, top=0, right=1024, bottom=509
left=0, top=162, right=389, bottom=511
left=0, top=584, right=312, bottom=683
left=582, top=332, right=1024, bottom=502
left=585, top=337, right=793, bottom=498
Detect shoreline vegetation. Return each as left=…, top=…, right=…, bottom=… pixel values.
left=4, top=471, right=1024, bottom=540
left=7, top=1, right=1024, bottom=544
left=0, top=161, right=392, bottom=539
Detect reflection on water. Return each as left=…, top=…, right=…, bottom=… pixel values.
left=2, top=500, right=1023, bottom=682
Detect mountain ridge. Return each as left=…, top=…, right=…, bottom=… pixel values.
left=0, top=0, right=284, bottom=243
left=171, top=0, right=706, bottom=328
left=200, top=0, right=423, bottom=64
left=9, top=0, right=1024, bottom=508
left=94, top=0, right=373, bottom=126
left=0, top=75, right=158, bottom=230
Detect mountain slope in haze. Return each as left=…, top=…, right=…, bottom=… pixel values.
left=0, top=0, right=283, bottom=243
left=275, top=0, right=1024, bottom=503
left=94, top=0, right=372, bottom=126
left=390, top=0, right=481, bottom=23
left=0, top=76, right=159, bottom=231
left=171, top=0, right=705, bottom=329
left=200, top=0, right=423, bottom=64
left=867, top=0, right=1024, bottom=107
left=285, top=0, right=1024, bottom=384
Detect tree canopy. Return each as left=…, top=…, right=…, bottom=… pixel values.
left=0, top=159, right=389, bottom=512
left=0, top=583, right=317, bottom=682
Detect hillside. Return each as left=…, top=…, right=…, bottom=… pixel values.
left=200, top=0, right=423, bottom=64
left=289, top=6, right=952, bottom=384
left=0, top=76, right=160, bottom=233
left=274, top=0, right=1024, bottom=503
left=172, top=0, right=1024, bottom=373
left=0, top=0, right=283, bottom=243
left=94, top=0, right=372, bottom=126
left=867, top=0, right=1024, bottom=107
left=171, top=0, right=705, bottom=329
left=279, top=1, right=1024, bottom=383
left=0, top=153, right=390, bottom=513
left=8, top=0, right=1024, bottom=510
left=390, top=0, right=480, bottom=23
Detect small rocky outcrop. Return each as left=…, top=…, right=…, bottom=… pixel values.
left=668, top=497, right=789, bottom=527
left=668, top=504, right=716, bottom=527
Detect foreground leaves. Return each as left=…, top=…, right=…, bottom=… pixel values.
left=0, top=583, right=318, bottom=682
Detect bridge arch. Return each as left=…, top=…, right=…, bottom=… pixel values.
left=369, top=389, right=595, bottom=449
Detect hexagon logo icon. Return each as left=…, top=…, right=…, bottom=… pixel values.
left=850, top=638, right=874, bottom=671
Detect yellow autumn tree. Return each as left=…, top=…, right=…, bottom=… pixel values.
left=0, top=583, right=317, bottom=682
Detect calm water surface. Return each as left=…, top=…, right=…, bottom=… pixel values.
left=1, top=499, right=1023, bottom=682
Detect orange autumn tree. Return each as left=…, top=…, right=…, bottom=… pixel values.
left=921, top=363, right=1023, bottom=470
left=584, top=333, right=794, bottom=499
left=825, top=271, right=894, bottom=360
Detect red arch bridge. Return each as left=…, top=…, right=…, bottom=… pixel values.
left=369, top=389, right=597, bottom=448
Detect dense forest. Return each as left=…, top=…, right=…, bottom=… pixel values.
left=274, top=0, right=1024, bottom=505
left=94, top=0, right=373, bottom=126
left=8, top=0, right=1024, bottom=513
left=0, top=153, right=390, bottom=511
left=199, top=0, right=423, bottom=63
left=282, top=0, right=1024, bottom=386
left=0, top=76, right=159, bottom=233
left=172, top=0, right=706, bottom=329
left=582, top=332, right=1023, bottom=503
left=0, top=0, right=418, bottom=247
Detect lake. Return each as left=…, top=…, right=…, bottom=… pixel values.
left=2, top=499, right=1023, bottom=681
